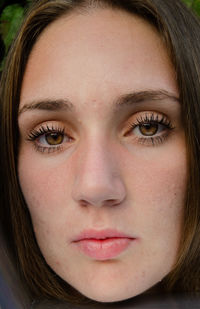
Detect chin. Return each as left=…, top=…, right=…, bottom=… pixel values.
left=77, top=285, right=150, bottom=303
left=82, top=292, right=139, bottom=303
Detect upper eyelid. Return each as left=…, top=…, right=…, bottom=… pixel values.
left=27, top=121, right=70, bottom=135
left=26, top=122, right=69, bottom=141
left=27, top=127, right=65, bottom=141
left=123, top=111, right=173, bottom=128
left=135, top=114, right=173, bottom=127
left=25, top=110, right=173, bottom=137
left=129, top=110, right=170, bottom=121
left=19, top=117, right=77, bottom=136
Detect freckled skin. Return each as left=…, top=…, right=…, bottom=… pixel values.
left=18, top=9, right=187, bottom=302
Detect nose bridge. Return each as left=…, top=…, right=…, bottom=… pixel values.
left=79, top=136, right=113, bottom=178
left=72, top=135, right=126, bottom=207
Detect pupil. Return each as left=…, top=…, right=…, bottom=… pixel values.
left=139, top=123, right=158, bottom=136
left=46, top=133, right=63, bottom=145
left=51, top=133, right=59, bottom=141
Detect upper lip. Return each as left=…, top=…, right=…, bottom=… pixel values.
left=73, top=228, right=135, bottom=242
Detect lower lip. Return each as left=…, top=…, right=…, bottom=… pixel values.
left=74, top=237, right=134, bottom=260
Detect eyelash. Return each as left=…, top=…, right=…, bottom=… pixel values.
left=27, top=124, right=72, bottom=153
left=125, top=113, right=175, bottom=146
left=26, top=113, right=174, bottom=153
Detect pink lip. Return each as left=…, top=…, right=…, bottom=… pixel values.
left=73, top=229, right=136, bottom=260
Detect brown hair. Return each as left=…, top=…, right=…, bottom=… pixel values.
left=1, top=0, right=200, bottom=303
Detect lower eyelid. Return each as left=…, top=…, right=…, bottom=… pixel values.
left=123, top=123, right=173, bottom=147
left=138, top=133, right=169, bottom=144
left=34, top=144, right=64, bottom=154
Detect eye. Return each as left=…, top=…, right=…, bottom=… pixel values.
left=134, top=122, right=165, bottom=137
left=124, top=112, right=175, bottom=146
left=27, top=124, right=74, bottom=153
left=39, top=132, right=65, bottom=146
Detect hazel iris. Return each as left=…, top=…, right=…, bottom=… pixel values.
left=45, top=133, right=64, bottom=145
left=139, top=123, right=158, bottom=136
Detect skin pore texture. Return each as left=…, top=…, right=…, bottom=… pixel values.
left=18, top=8, right=187, bottom=302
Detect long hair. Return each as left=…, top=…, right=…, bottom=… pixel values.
left=1, top=0, right=200, bottom=302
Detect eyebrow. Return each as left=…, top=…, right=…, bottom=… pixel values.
left=18, top=99, right=74, bottom=115
left=115, top=89, right=179, bottom=109
left=18, top=90, right=179, bottom=116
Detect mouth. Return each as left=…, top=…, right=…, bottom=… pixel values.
left=72, top=229, right=136, bottom=260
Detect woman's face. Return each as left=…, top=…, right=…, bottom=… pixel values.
left=18, top=9, right=187, bottom=302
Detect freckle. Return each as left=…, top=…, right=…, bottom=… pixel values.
left=142, top=271, right=146, bottom=278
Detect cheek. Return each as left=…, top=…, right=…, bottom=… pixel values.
left=18, top=150, right=74, bottom=226
left=18, top=158, right=76, bottom=252
left=134, top=161, right=186, bottom=210
left=122, top=139, right=187, bottom=233
left=124, top=138, right=187, bottom=203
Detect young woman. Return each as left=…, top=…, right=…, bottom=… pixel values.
left=1, top=0, right=200, bottom=304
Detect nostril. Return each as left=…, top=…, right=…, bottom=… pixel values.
left=103, top=199, right=121, bottom=207
left=80, top=200, right=89, bottom=207
left=79, top=199, right=120, bottom=207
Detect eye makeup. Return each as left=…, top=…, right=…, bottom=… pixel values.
left=26, top=123, right=74, bottom=154
left=24, top=109, right=176, bottom=155
left=124, top=111, right=175, bottom=146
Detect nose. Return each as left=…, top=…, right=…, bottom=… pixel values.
left=72, top=140, right=126, bottom=207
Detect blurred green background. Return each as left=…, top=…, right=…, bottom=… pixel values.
left=0, top=0, right=200, bottom=69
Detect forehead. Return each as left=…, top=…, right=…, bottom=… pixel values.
left=20, top=8, right=178, bottom=109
